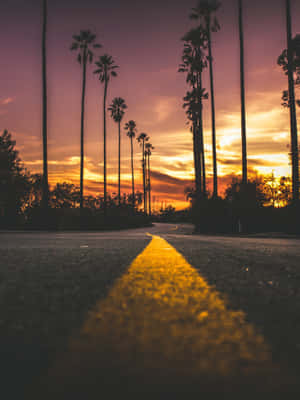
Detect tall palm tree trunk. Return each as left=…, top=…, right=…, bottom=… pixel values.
left=199, top=72, right=206, bottom=197
left=42, top=0, right=49, bottom=209
left=130, top=136, right=135, bottom=207
left=193, top=123, right=202, bottom=201
left=200, top=128, right=206, bottom=197
left=207, top=23, right=218, bottom=198
left=103, top=79, right=108, bottom=211
left=118, top=120, right=121, bottom=205
left=80, top=50, right=87, bottom=209
left=238, top=0, right=248, bottom=186
left=147, top=153, right=151, bottom=216
left=142, top=142, right=147, bottom=214
left=286, top=0, right=299, bottom=201
left=192, top=75, right=202, bottom=202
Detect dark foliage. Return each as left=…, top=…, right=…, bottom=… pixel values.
left=278, top=35, right=300, bottom=108
left=0, top=130, right=29, bottom=223
left=190, top=177, right=299, bottom=234
left=26, top=207, right=151, bottom=231
left=0, top=131, right=150, bottom=230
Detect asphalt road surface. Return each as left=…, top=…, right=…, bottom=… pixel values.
left=0, top=223, right=300, bottom=399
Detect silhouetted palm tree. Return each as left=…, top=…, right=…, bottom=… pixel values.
left=180, top=27, right=208, bottom=199
left=137, top=133, right=149, bottom=214
left=42, top=0, right=48, bottom=209
left=278, top=36, right=300, bottom=107
left=94, top=55, right=119, bottom=210
left=190, top=0, right=221, bottom=198
left=71, top=30, right=101, bottom=209
left=238, top=0, right=248, bottom=186
left=124, top=120, right=137, bottom=206
left=108, top=97, right=127, bottom=205
left=145, top=143, right=154, bottom=216
left=280, top=0, right=299, bottom=201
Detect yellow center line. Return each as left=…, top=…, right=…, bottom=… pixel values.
left=38, top=235, right=281, bottom=395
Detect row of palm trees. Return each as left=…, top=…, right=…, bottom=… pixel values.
left=180, top=0, right=299, bottom=203
left=108, top=102, right=153, bottom=214
left=41, top=1, right=154, bottom=214
left=69, top=33, right=156, bottom=213
left=123, top=120, right=155, bottom=214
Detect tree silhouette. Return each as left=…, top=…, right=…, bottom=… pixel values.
left=145, top=142, right=154, bottom=216
left=27, top=174, right=43, bottom=209
left=179, top=26, right=208, bottom=200
left=94, top=54, right=119, bottom=211
left=277, top=1, right=299, bottom=202
left=190, top=0, right=221, bottom=198
left=0, top=130, right=28, bottom=217
left=108, top=97, right=127, bottom=205
left=42, top=0, right=49, bottom=209
left=51, top=183, right=80, bottom=208
left=278, top=35, right=300, bottom=108
left=137, top=132, right=149, bottom=214
left=238, top=0, right=248, bottom=186
left=70, top=30, right=101, bottom=209
left=124, top=120, right=137, bottom=207
left=183, top=89, right=207, bottom=196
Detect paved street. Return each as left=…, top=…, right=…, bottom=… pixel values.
left=0, top=223, right=300, bottom=399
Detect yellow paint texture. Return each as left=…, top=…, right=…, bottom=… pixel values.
left=32, top=236, right=290, bottom=399
left=37, top=235, right=283, bottom=397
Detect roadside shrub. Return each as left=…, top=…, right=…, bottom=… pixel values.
left=24, top=207, right=152, bottom=231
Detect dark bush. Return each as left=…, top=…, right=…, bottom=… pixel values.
left=193, top=198, right=300, bottom=234
left=20, top=207, right=152, bottom=231
left=193, top=197, right=232, bottom=233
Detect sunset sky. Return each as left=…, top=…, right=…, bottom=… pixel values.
left=1, top=0, right=300, bottom=209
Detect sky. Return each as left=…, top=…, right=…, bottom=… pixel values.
left=0, top=0, right=300, bottom=209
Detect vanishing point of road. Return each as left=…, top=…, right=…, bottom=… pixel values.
left=0, top=223, right=300, bottom=399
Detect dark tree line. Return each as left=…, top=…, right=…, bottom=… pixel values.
left=0, top=129, right=146, bottom=220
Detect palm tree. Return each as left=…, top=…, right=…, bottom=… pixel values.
left=108, top=97, right=127, bottom=205
left=183, top=89, right=207, bottom=197
left=137, top=133, right=149, bottom=214
left=284, top=0, right=299, bottom=201
left=124, top=120, right=137, bottom=207
left=190, top=0, right=221, bottom=198
left=70, top=30, right=101, bottom=209
left=145, top=143, right=154, bottom=216
left=180, top=27, right=208, bottom=200
left=94, top=55, right=119, bottom=211
left=238, top=0, right=248, bottom=186
left=41, top=0, right=49, bottom=210
left=277, top=32, right=300, bottom=201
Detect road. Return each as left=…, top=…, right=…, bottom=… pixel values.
left=0, top=223, right=300, bottom=399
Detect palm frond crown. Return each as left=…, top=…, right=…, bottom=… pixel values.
left=145, top=142, right=154, bottom=156
left=179, top=27, right=208, bottom=86
left=190, top=0, right=221, bottom=21
left=94, top=54, right=119, bottom=83
left=108, top=97, right=127, bottom=122
left=70, top=29, right=101, bottom=64
left=190, top=0, right=221, bottom=38
left=124, top=120, right=137, bottom=138
left=137, top=133, right=149, bottom=145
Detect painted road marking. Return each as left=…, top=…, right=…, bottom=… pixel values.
left=37, top=235, right=281, bottom=395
